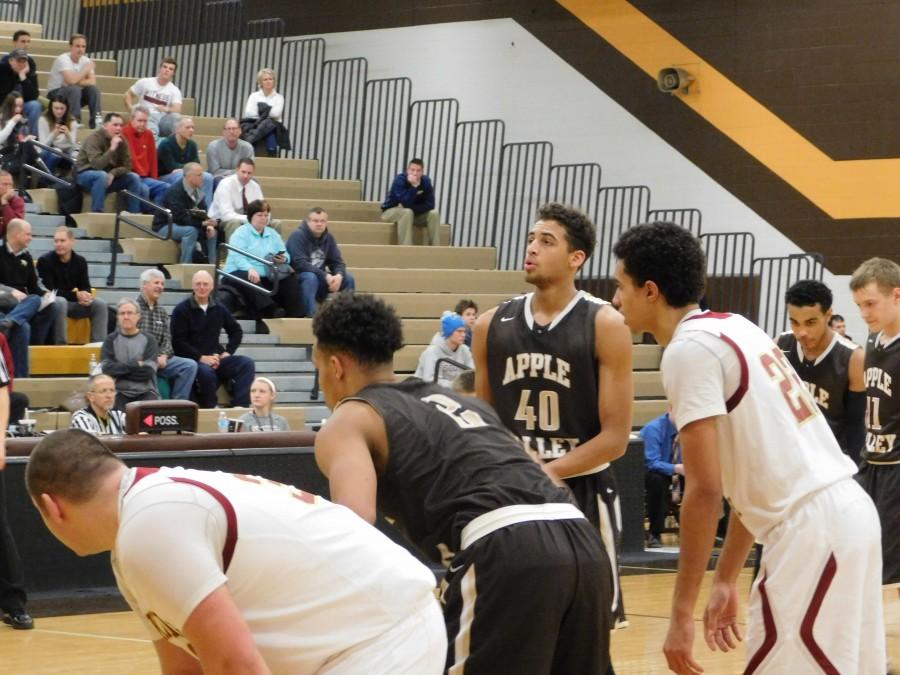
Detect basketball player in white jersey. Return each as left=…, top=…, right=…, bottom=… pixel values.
left=612, top=222, right=884, bottom=674
left=26, top=429, right=446, bottom=675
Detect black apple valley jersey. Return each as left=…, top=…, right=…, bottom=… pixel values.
left=487, top=291, right=606, bottom=471
left=862, top=331, right=900, bottom=464
left=777, top=332, right=857, bottom=450
left=344, top=379, right=575, bottom=562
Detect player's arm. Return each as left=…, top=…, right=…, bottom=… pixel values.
left=546, top=306, right=634, bottom=479
left=472, top=307, right=497, bottom=404
left=664, top=415, right=724, bottom=673
left=703, top=510, right=752, bottom=654
left=154, top=638, right=203, bottom=675
left=314, top=401, right=381, bottom=524
left=845, top=347, right=867, bottom=459
left=177, top=586, right=270, bottom=674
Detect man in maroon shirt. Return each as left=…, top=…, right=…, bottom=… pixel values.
left=0, top=170, right=24, bottom=239
left=121, top=104, right=168, bottom=210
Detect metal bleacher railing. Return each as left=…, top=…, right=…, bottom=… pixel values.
left=14, top=0, right=826, bottom=337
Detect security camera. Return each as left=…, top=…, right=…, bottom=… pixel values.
left=657, top=67, right=694, bottom=94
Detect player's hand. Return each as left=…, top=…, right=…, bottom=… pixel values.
left=664, top=616, right=704, bottom=673
left=703, top=581, right=742, bottom=652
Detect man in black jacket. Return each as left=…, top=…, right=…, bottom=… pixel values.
left=170, top=270, right=254, bottom=407
left=0, top=44, right=40, bottom=134
left=38, top=225, right=110, bottom=344
left=154, top=162, right=219, bottom=264
left=285, top=207, right=355, bottom=317
left=0, top=219, right=56, bottom=375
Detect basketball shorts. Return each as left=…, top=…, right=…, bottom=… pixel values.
left=566, top=468, right=627, bottom=626
left=857, top=461, right=900, bottom=585
left=745, top=479, right=884, bottom=674
left=442, top=517, right=613, bottom=675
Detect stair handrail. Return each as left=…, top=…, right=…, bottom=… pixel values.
left=107, top=191, right=172, bottom=286
left=22, top=139, right=74, bottom=189
left=215, top=242, right=281, bottom=298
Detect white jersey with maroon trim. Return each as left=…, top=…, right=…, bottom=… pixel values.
left=662, top=311, right=856, bottom=539
left=113, top=467, right=439, bottom=674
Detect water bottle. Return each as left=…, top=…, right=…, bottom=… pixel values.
left=88, top=352, right=98, bottom=374
left=218, top=411, right=228, bottom=433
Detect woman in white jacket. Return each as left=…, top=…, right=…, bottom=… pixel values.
left=243, top=67, right=283, bottom=156
left=414, top=312, right=474, bottom=387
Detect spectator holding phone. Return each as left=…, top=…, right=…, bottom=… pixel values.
left=221, top=199, right=301, bottom=331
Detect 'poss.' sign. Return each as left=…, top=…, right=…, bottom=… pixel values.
left=125, top=401, right=199, bottom=434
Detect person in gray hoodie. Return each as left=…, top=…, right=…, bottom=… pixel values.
left=415, top=312, right=474, bottom=387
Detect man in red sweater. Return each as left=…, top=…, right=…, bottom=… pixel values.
left=122, top=104, right=168, bottom=210
left=0, top=170, right=24, bottom=239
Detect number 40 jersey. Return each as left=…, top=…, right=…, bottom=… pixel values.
left=486, top=291, right=609, bottom=474
left=663, top=310, right=856, bottom=539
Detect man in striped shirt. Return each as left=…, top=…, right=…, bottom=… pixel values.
left=70, top=373, right=126, bottom=435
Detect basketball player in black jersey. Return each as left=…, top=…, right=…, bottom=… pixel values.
left=850, top=258, right=900, bottom=649
left=472, top=203, right=634, bottom=627
left=777, top=279, right=866, bottom=462
left=312, top=293, right=614, bottom=675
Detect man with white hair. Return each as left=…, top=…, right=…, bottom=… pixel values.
left=171, top=270, right=254, bottom=408
left=136, top=268, right=198, bottom=401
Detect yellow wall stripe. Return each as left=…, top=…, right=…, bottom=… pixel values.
left=556, top=0, right=900, bottom=219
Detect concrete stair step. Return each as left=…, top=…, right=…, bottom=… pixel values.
left=372, top=293, right=515, bottom=318
left=32, top=53, right=116, bottom=77
left=633, top=371, right=664, bottom=399
left=633, top=344, right=663, bottom=370
left=352, top=268, right=529, bottom=294
left=633, top=399, right=668, bottom=428
left=89, top=266, right=183, bottom=285
left=29, top=237, right=114, bottom=253
left=279, top=219, right=451, bottom=246
left=234, top=346, right=308, bottom=361
left=3, top=36, right=65, bottom=54
left=0, top=23, right=42, bottom=38
left=254, top=177, right=360, bottom=201
left=253, top=361, right=314, bottom=373
left=96, top=287, right=188, bottom=304
left=258, top=198, right=382, bottom=222
left=341, top=244, right=496, bottom=271
left=58, top=91, right=195, bottom=116
left=37, top=72, right=136, bottom=95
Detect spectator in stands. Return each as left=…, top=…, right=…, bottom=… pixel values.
left=154, top=162, right=219, bottom=264
left=0, top=92, right=38, bottom=184
left=157, top=116, right=214, bottom=205
left=453, top=298, right=477, bottom=347
left=0, top=218, right=57, bottom=375
left=136, top=269, right=197, bottom=401
left=414, top=311, right=474, bottom=387
left=242, top=68, right=285, bottom=157
left=70, top=373, right=126, bottom=435
left=171, top=270, right=254, bottom=408
left=37, top=95, right=78, bottom=178
left=640, top=410, right=683, bottom=549
left=381, top=158, right=440, bottom=246
left=75, top=112, right=145, bottom=214
left=206, top=118, right=254, bottom=186
left=829, top=313, right=852, bottom=341
left=122, top=104, right=168, bottom=207
left=101, top=298, right=159, bottom=409
left=46, top=33, right=101, bottom=129
left=123, top=57, right=182, bottom=138
left=222, top=199, right=301, bottom=331
left=0, top=169, right=24, bottom=238
left=286, top=207, right=355, bottom=317
left=38, top=225, right=109, bottom=344
left=1, top=31, right=34, bottom=67
left=0, top=47, right=40, bottom=135
left=209, top=157, right=274, bottom=241
left=237, top=376, right=290, bottom=431
left=0, top=339, right=32, bottom=630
